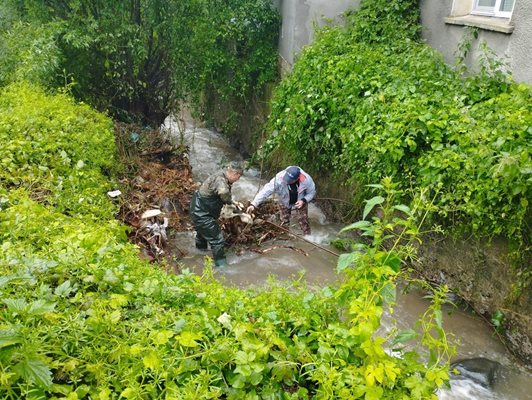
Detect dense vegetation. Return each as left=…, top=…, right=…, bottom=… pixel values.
left=264, top=0, right=531, bottom=247
left=0, top=0, right=279, bottom=129
left=12, top=0, right=530, bottom=396
left=0, top=84, right=453, bottom=398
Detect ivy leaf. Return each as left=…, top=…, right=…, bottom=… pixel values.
left=13, top=358, right=53, bottom=388
left=363, top=196, right=384, bottom=220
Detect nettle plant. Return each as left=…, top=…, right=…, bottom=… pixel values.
left=263, top=0, right=530, bottom=246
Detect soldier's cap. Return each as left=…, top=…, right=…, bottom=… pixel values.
left=226, top=161, right=244, bottom=174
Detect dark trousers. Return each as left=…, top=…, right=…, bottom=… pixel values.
left=280, top=203, right=311, bottom=235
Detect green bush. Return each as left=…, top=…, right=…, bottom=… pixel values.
left=0, top=82, right=450, bottom=398
left=264, top=0, right=531, bottom=242
left=0, top=0, right=279, bottom=128
left=0, top=187, right=452, bottom=399
left=0, top=83, right=117, bottom=219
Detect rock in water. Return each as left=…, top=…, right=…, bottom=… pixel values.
left=450, top=357, right=501, bottom=387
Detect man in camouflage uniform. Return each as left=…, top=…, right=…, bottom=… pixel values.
left=189, top=162, right=243, bottom=267
left=246, top=166, right=315, bottom=235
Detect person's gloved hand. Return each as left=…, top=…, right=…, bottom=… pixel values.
left=246, top=205, right=255, bottom=214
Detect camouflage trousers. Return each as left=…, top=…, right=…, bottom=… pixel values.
left=279, top=203, right=311, bottom=235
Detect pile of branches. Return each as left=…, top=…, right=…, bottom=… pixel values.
left=115, top=123, right=197, bottom=261
left=221, top=201, right=308, bottom=256
left=114, top=122, right=302, bottom=262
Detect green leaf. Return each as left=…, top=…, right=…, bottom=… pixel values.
left=434, top=309, right=442, bottom=329
left=340, top=220, right=371, bottom=233
left=337, top=253, right=360, bottom=272
left=54, top=280, right=73, bottom=297
left=0, top=275, right=16, bottom=289
left=0, top=329, right=23, bottom=348
left=13, top=358, right=53, bottom=388
left=176, top=331, right=202, bottom=347
left=3, top=298, right=28, bottom=314
left=393, top=204, right=411, bottom=215
left=142, top=351, right=161, bottom=370
left=27, top=300, right=56, bottom=316
left=363, top=196, right=384, bottom=220
left=381, top=283, right=396, bottom=306
left=392, top=329, right=418, bottom=345
left=383, top=251, right=401, bottom=272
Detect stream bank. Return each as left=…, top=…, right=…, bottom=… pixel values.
left=228, top=111, right=531, bottom=368
left=282, top=170, right=532, bottom=367
left=113, top=111, right=530, bottom=398
left=165, top=112, right=532, bottom=399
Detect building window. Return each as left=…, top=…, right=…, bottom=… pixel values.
left=471, top=0, right=515, bottom=18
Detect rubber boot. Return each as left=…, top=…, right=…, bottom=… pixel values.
left=214, top=258, right=228, bottom=268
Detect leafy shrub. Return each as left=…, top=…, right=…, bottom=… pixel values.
left=0, top=21, right=62, bottom=88
left=0, top=0, right=280, bottom=128
left=264, top=0, right=531, bottom=243
left=0, top=185, right=452, bottom=399
left=0, top=83, right=117, bottom=219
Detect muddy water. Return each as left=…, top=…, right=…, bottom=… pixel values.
left=164, top=116, right=532, bottom=400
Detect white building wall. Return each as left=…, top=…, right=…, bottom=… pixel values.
left=420, top=0, right=532, bottom=84
left=275, top=0, right=532, bottom=85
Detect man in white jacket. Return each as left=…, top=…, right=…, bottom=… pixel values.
left=246, top=166, right=316, bottom=235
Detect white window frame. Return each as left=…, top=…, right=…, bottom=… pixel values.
left=471, top=0, right=515, bottom=18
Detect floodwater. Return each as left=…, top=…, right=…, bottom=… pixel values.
left=163, top=115, right=532, bottom=400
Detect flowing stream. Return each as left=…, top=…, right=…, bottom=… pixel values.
left=164, top=115, right=531, bottom=400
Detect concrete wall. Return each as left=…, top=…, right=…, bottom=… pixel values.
left=277, top=0, right=360, bottom=68
left=276, top=0, right=532, bottom=85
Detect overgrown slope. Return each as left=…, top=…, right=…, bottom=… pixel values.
left=264, top=0, right=531, bottom=245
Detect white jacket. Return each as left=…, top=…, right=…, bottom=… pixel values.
left=250, top=167, right=316, bottom=209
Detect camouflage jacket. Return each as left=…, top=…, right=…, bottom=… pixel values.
left=190, top=171, right=233, bottom=219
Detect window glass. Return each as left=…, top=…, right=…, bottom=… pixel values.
left=477, top=0, right=496, bottom=6
left=499, top=0, right=514, bottom=12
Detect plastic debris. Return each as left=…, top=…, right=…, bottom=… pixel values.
left=141, top=209, right=162, bottom=219
left=107, top=190, right=122, bottom=198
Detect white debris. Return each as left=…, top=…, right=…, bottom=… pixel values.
left=141, top=209, right=162, bottom=219
left=107, top=190, right=122, bottom=198
left=220, top=204, right=253, bottom=224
